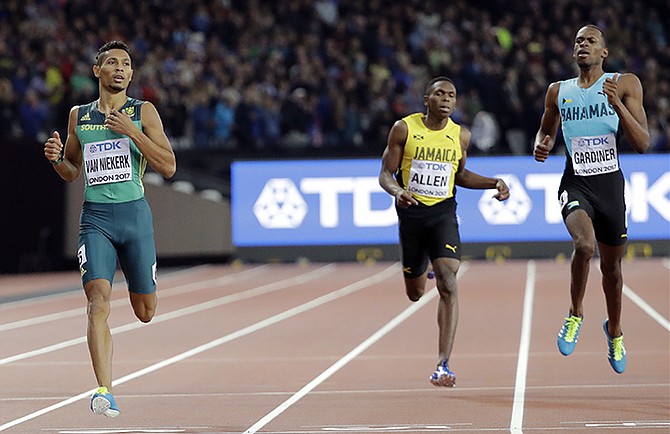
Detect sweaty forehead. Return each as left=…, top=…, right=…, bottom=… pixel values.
left=430, top=81, right=456, bottom=93
left=576, top=27, right=601, bottom=40
left=100, top=49, right=131, bottom=63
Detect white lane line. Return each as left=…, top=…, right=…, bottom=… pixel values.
left=0, top=264, right=399, bottom=432
left=0, top=265, right=333, bottom=365
left=51, top=429, right=194, bottom=433
left=242, top=263, right=470, bottom=434
left=50, top=429, right=191, bottom=433
left=0, top=265, right=270, bottom=332
left=509, top=260, right=536, bottom=434
left=5, top=381, right=668, bottom=404
left=623, top=284, right=670, bottom=332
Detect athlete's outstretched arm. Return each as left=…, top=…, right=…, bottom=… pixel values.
left=454, top=127, right=509, bottom=201
left=533, top=82, right=561, bottom=162
left=456, top=169, right=509, bottom=201
left=44, top=106, right=83, bottom=182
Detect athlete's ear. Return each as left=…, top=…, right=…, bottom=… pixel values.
left=92, top=64, right=100, bottom=78
left=602, top=47, right=608, bottom=60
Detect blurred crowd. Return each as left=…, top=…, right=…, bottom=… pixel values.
left=1, top=0, right=668, bottom=154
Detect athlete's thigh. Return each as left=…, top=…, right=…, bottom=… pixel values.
left=119, top=233, right=157, bottom=294
left=78, top=206, right=118, bottom=286
left=559, top=183, right=595, bottom=223
left=426, top=217, right=461, bottom=261
left=592, top=191, right=627, bottom=246
left=117, top=199, right=157, bottom=294
left=398, top=220, right=430, bottom=279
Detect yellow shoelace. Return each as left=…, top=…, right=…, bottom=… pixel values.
left=611, top=336, right=626, bottom=361
left=562, top=316, right=582, bottom=342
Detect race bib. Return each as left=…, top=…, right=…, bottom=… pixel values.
left=570, top=133, right=619, bottom=176
left=83, top=138, right=133, bottom=186
left=407, top=159, right=453, bottom=198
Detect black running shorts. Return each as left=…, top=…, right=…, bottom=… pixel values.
left=397, top=197, right=461, bottom=279
left=558, top=163, right=627, bottom=246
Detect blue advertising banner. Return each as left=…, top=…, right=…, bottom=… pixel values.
left=231, top=155, right=670, bottom=247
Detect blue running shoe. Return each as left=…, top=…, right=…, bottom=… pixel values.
left=557, top=314, right=583, bottom=356
left=90, top=386, right=120, bottom=417
left=603, top=320, right=626, bottom=374
left=429, top=360, right=456, bottom=387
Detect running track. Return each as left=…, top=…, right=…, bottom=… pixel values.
left=0, top=258, right=668, bottom=433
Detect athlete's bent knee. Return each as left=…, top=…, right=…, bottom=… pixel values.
left=573, top=239, right=595, bottom=260
left=135, top=306, right=154, bottom=323
left=130, top=293, right=156, bottom=323
left=405, top=286, right=424, bottom=302
left=87, top=297, right=110, bottom=320
left=407, top=292, right=422, bottom=302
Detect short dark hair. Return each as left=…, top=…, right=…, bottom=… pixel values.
left=582, top=24, right=607, bottom=47
left=425, top=76, right=454, bottom=94
left=95, top=41, right=131, bottom=65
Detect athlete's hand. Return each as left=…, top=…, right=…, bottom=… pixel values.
left=533, top=135, right=553, bottom=162
left=603, top=73, right=623, bottom=109
left=44, top=131, right=64, bottom=163
left=394, top=189, right=418, bottom=208
left=105, top=109, right=138, bottom=136
left=493, top=178, right=509, bottom=201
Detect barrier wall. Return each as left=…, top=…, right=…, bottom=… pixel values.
left=64, top=176, right=234, bottom=261
left=231, top=155, right=669, bottom=262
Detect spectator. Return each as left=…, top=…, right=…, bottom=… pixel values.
left=280, top=87, right=315, bottom=148
left=190, top=89, right=214, bottom=149
left=1, top=0, right=668, bottom=154
left=19, top=88, right=48, bottom=141
left=0, top=77, right=17, bottom=136
left=212, top=89, right=238, bottom=148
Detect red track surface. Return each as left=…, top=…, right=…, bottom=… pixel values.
left=0, top=258, right=668, bottom=433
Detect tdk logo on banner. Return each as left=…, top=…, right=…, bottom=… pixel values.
left=254, top=177, right=398, bottom=229
left=253, top=178, right=307, bottom=228
left=233, top=157, right=669, bottom=246
left=253, top=175, right=529, bottom=229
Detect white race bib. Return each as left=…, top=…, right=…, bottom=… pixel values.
left=407, top=159, right=453, bottom=198
left=570, top=133, right=619, bottom=176
left=83, top=138, right=133, bottom=186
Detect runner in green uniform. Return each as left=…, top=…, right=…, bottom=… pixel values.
left=44, top=40, right=176, bottom=417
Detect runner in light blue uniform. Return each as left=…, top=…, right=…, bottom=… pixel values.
left=556, top=72, right=626, bottom=245
left=559, top=72, right=620, bottom=176
left=534, top=25, right=649, bottom=375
